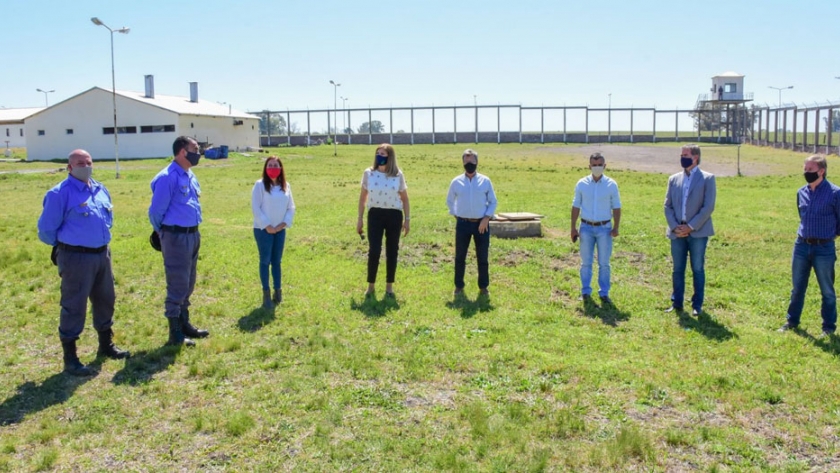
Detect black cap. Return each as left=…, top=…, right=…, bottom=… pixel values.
left=150, top=230, right=161, bottom=252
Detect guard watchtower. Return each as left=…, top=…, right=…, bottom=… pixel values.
left=695, top=71, right=754, bottom=142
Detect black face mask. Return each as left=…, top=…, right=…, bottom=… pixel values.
left=376, top=155, right=388, bottom=166
left=186, top=151, right=201, bottom=166
left=804, top=171, right=820, bottom=184
left=464, top=162, right=477, bottom=174
left=680, top=157, right=694, bottom=169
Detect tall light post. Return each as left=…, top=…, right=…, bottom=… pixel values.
left=768, top=85, right=793, bottom=109
left=329, top=80, right=340, bottom=156
left=91, top=17, right=130, bottom=178
left=36, top=88, right=55, bottom=107
left=340, top=96, right=349, bottom=133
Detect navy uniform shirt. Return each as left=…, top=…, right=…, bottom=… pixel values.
left=797, top=178, right=840, bottom=240
left=37, top=175, right=113, bottom=248
left=149, top=161, right=202, bottom=231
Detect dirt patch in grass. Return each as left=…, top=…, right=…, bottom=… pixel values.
left=538, top=144, right=771, bottom=177
left=497, top=249, right=532, bottom=267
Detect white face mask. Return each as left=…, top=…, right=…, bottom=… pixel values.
left=590, top=165, right=604, bottom=177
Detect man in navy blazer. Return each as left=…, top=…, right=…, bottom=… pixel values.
left=664, top=144, right=716, bottom=315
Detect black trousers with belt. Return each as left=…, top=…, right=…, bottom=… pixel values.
left=367, top=207, right=403, bottom=284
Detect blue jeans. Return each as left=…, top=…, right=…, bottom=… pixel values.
left=454, top=218, right=490, bottom=290
left=670, top=236, right=708, bottom=311
left=786, top=239, right=837, bottom=332
left=254, top=228, right=286, bottom=291
left=579, top=222, right=612, bottom=297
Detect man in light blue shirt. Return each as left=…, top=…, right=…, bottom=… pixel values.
left=37, top=149, right=129, bottom=376
left=446, top=149, right=498, bottom=297
left=571, top=152, right=622, bottom=305
left=149, top=136, right=209, bottom=346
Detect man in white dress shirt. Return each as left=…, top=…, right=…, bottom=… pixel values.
left=570, top=152, right=622, bottom=305
left=446, top=149, right=498, bottom=297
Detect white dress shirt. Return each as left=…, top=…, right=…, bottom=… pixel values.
left=572, top=174, right=621, bottom=222
left=447, top=172, right=498, bottom=219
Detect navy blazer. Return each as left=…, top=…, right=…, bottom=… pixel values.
left=664, top=168, right=716, bottom=239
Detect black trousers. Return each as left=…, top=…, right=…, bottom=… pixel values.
left=367, top=207, right=403, bottom=283
left=454, top=219, right=490, bottom=290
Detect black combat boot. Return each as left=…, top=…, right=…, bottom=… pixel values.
left=262, top=289, right=274, bottom=310
left=61, top=339, right=93, bottom=376
left=272, top=289, right=282, bottom=304
left=166, top=317, right=195, bottom=347
left=180, top=308, right=209, bottom=339
left=97, top=328, right=130, bottom=359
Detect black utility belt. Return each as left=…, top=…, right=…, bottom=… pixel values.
left=458, top=217, right=483, bottom=222
left=799, top=237, right=835, bottom=245
left=161, top=225, right=199, bottom=234
left=57, top=242, right=107, bottom=253
left=581, top=219, right=611, bottom=226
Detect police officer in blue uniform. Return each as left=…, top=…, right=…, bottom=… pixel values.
left=149, top=136, right=210, bottom=346
left=37, top=149, right=129, bottom=376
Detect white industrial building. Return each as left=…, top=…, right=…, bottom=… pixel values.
left=1, top=107, right=43, bottom=149
left=24, top=76, right=260, bottom=161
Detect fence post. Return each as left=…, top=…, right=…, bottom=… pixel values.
left=585, top=108, right=589, bottom=144
left=410, top=108, right=414, bottom=145
left=540, top=108, right=544, bottom=144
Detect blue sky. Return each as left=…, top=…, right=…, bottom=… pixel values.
left=2, top=0, right=838, bottom=132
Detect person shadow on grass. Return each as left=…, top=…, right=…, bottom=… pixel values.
left=577, top=297, right=630, bottom=327
left=110, top=345, right=180, bottom=386
left=0, top=358, right=102, bottom=425
left=238, top=306, right=276, bottom=332
left=350, top=293, right=401, bottom=318
left=790, top=329, right=840, bottom=357
left=446, top=292, right=494, bottom=319
left=675, top=309, right=736, bottom=341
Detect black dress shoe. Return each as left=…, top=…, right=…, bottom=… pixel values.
left=579, top=294, right=593, bottom=302
left=599, top=295, right=613, bottom=306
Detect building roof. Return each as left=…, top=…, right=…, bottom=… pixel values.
left=713, top=71, right=744, bottom=78
left=26, top=87, right=259, bottom=121
left=112, top=88, right=259, bottom=119
left=0, top=107, right=44, bottom=124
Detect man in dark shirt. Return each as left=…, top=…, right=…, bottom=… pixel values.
left=779, top=155, right=840, bottom=337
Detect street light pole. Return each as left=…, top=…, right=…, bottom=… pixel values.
left=329, top=80, right=340, bottom=156
left=340, top=96, right=348, bottom=133
left=91, top=17, right=130, bottom=178
left=36, top=88, right=55, bottom=107
left=768, top=85, right=793, bottom=109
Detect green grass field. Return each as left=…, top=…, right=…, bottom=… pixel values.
left=1, top=143, right=838, bottom=471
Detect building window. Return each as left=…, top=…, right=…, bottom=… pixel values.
left=20, top=129, right=23, bottom=137
left=38, top=130, right=45, bottom=136
left=103, top=126, right=137, bottom=135
left=140, top=124, right=176, bottom=133
left=66, top=129, right=74, bottom=135
left=5, top=128, right=8, bottom=137
left=724, top=83, right=737, bottom=93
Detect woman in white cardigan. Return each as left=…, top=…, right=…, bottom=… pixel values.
left=251, top=156, right=295, bottom=309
